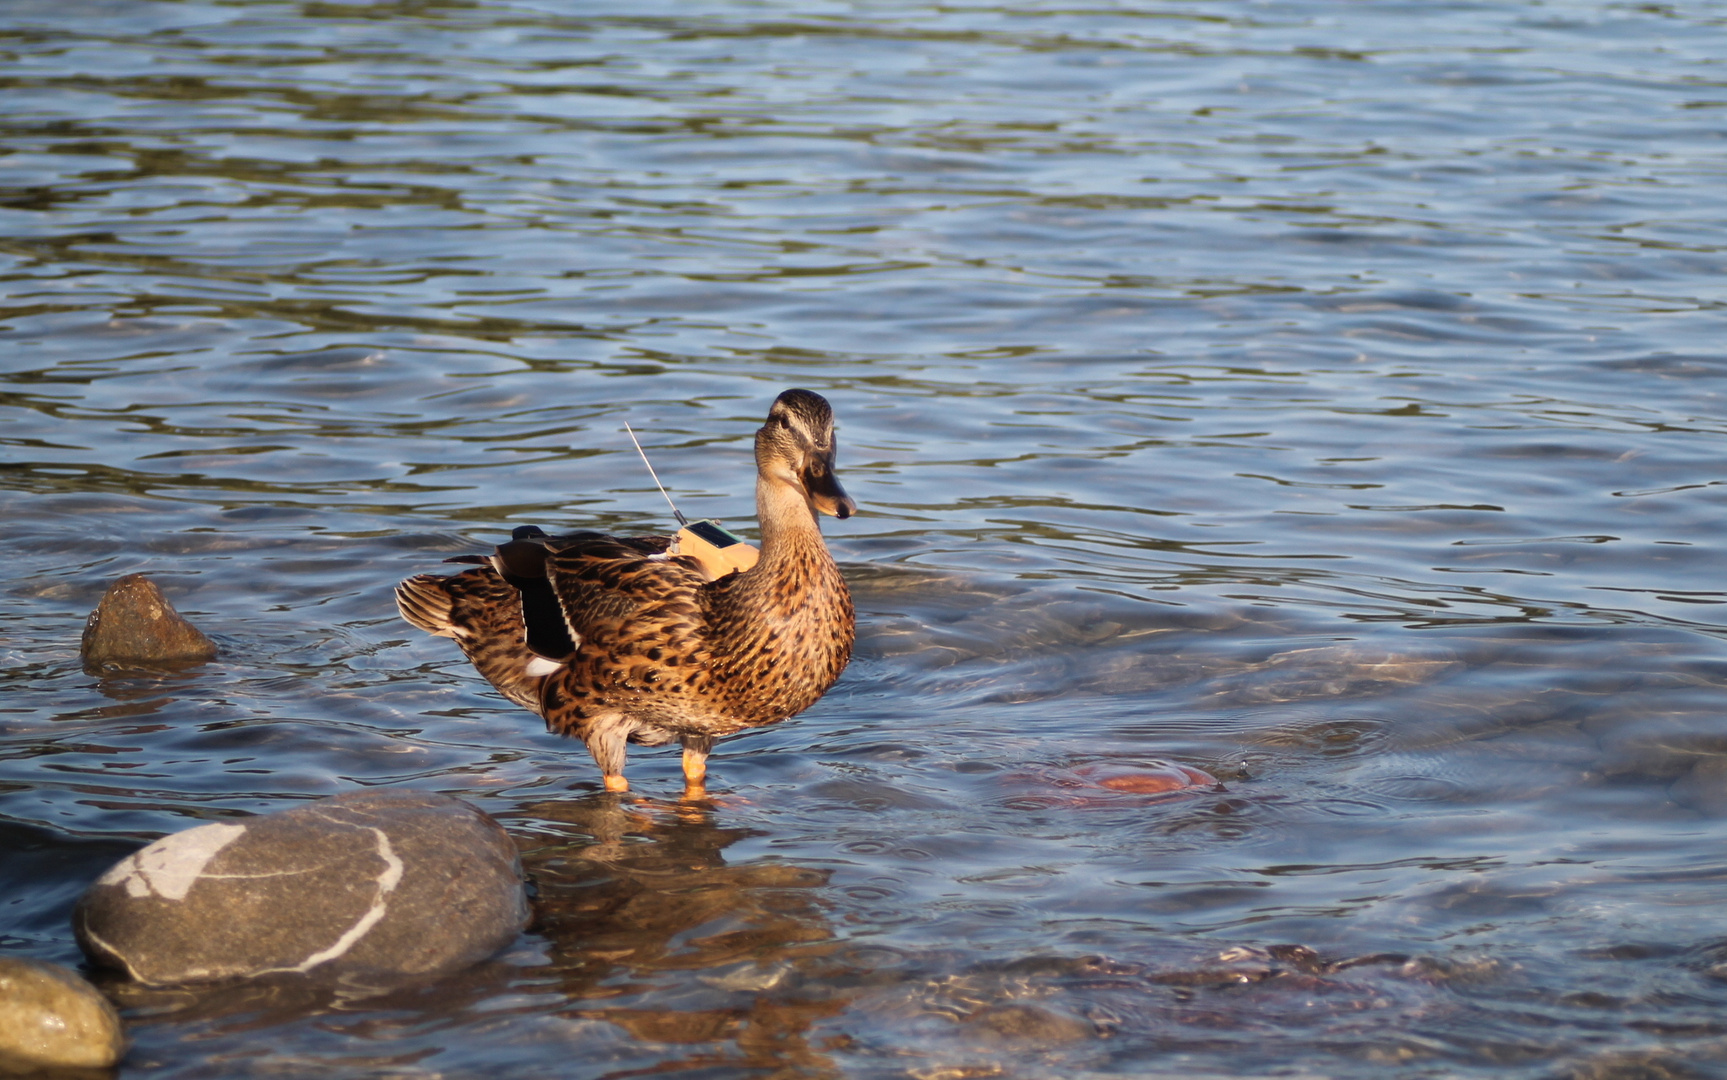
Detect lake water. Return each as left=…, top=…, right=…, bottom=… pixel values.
left=5, top=0, right=1727, bottom=1076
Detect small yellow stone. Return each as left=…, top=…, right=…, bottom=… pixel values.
left=0, top=958, right=125, bottom=1069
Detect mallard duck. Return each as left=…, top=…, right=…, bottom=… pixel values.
left=395, top=389, right=856, bottom=798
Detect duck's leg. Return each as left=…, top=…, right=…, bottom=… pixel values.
left=681, top=735, right=713, bottom=800
left=581, top=714, right=632, bottom=793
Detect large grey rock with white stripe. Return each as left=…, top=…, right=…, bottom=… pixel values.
left=73, top=790, right=529, bottom=986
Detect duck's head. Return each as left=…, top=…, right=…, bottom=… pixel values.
left=755, top=389, right=855, bottom=520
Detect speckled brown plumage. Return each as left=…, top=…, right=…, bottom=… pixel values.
left=396, top=389, right=856, bottom=797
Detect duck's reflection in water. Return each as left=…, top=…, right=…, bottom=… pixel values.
left=508, top=794, right=849, bottom=1074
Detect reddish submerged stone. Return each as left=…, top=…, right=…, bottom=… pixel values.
left=1004, top=759, right=1221, bottom=809
left=1073, top=760, right=1219, bottom=795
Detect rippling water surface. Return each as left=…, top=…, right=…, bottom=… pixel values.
left=6, top=0, right=1727, bottom=1076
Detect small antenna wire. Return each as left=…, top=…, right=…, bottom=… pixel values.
left=623, top=421, right=688, bottom=527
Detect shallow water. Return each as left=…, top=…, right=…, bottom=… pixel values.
left=5, top=0, right=1727, bottom=1076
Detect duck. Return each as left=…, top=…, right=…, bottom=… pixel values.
left=395, top=388, right=856, bottom=799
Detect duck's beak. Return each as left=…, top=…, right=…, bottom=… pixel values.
left=804, top=456, right=856, bottom=519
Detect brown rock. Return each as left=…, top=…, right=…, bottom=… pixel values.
left=0, top=957, right=125, bottom=1069
left=1074, top=760, right=1219, bottom=795
left=74, top=790, right=529, bottom=986
left=962, top=1004, right=1094, bottom=1044
left=80, top=574, right=217, bottom=666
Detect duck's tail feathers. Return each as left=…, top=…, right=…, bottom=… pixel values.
left=395, top=573, right=462, bottom=638
left=396, top=568, right=567, bottom=714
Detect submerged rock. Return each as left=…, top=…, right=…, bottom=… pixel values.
left=74, top=790, right=529, bottom=986
left=80, top=573, right=218, bottom=666
left=0, top=957, right=126, bottom=1069
left=961, top=1003, right=1094, bottom=1045
left=1002, top=759, right=1221, bottom=809
left=1670, top=756, right=1727, bottom=816
left=1071, top=760, right=1219, bottom=795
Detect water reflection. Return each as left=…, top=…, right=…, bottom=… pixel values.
left=514, top=796, right=846, bottom=1074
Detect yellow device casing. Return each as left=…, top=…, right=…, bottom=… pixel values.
left=675, top=520, right=759, bottom=580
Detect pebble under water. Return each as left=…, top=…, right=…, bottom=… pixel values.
left=5, top=0, right=1727, bottom=1077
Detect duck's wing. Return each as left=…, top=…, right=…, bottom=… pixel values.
left=540, top=532, right=713, bottom=654
left=540, top=530, right=672, bottom=560
left=395, top=567, right=556, bottom=713
left=432, top=529, right=680, bottom=662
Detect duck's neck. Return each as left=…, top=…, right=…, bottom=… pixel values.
left=751, top=476, right=832, bottom=583
left=706, top=474, right=853, bottom=713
